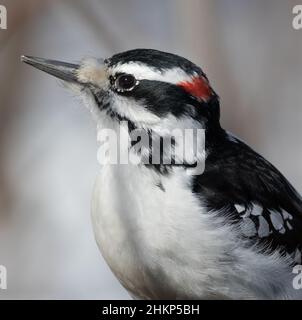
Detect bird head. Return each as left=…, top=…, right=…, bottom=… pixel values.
left=22, top=49, right=221, bottom=173
left=21, top=49, right=220, bottom=131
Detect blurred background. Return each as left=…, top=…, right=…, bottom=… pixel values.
left=0, top=0, right=301, bottom=299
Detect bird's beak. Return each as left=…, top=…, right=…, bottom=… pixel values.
left=21, top=55, right=80, bottom=83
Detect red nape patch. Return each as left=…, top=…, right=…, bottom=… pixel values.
left=178, top=76, right=212, bottom=101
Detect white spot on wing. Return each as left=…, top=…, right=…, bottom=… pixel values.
left=281, top=209, right=293, bottom=221
left=258, top=216, right=270, bottom=238
left=279, top=227, right=286, bottom=234
left=241, top=217, right=257, bottom=237
left=250, top=203, right=263, bottom=216
left=269, top=210, right=285, bottom=234
left=286, top=221, right=293, bottom=230
left=235, top=204, right=245, bottom=214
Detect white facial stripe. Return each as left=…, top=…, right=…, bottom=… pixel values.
left=111, top=95, right=161, bottom=125
left=109, top=62, right=196, bottom=85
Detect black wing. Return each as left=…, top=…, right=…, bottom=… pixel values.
left=193, top=131, right=302, bottom=264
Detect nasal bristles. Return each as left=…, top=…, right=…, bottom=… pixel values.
left=77, top=58, right=107, bottom=86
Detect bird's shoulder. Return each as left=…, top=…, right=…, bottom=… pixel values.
left=193, top=131, right=302, bottom=263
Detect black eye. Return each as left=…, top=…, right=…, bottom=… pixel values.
left=115, top=74, right=138, bottom=92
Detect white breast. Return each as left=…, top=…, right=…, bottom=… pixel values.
left=91, top=161, right=297, bottom=299
left=89, top=115, right=297, bottom=299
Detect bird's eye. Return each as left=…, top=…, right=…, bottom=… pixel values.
left=114, top=74, right=138, bottom=92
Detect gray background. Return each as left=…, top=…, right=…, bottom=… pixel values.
left=0, top=0, right=301, bottom=299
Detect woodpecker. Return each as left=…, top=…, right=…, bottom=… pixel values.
left=22, top=49, right=302, bottom=299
